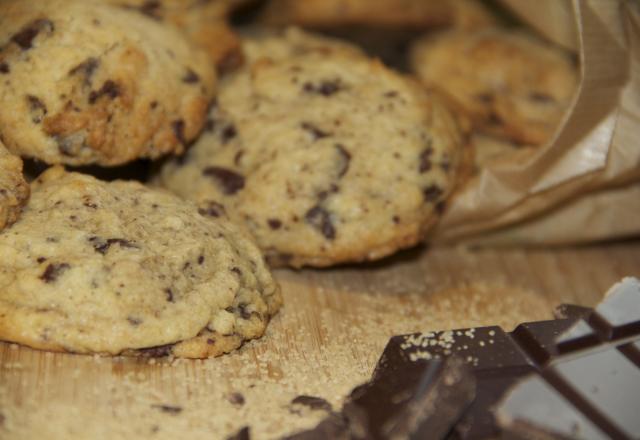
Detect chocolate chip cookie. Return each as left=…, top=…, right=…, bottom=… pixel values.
left=0, top=0, right=216, bottom=166
left=104, top=0, right=248, bottom=72
left=0, top=167, right=281, bottom=358
left=410, top=29, right=579, bottom=145
left=0, top=142, right=29, bottom=231
left=260, top=0, right=495, bottom=30
left=241, top=27, right=365, bottom=64
left=157, top=43, right=463, bottom=267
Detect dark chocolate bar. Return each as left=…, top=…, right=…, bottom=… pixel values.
left=283, top=277, right=640, bottom=440
left=498, top=277, right=640, bottom=439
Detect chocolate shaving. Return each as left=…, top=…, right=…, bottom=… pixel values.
left=291, top=395, right=332, bottom=412
left=151, top=404, right=182, bottom=415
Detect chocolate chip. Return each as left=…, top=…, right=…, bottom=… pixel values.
left=198, top=255, right=205, bottom=265
left=172, top=119, right=186, bottom=144
left=127, top=316, right=142, bottom=326
left=475, top=93, right=494, bottom=103
left=198, top=201, right=226, bottom=218
left=151, top=404, right=182, bottom=415
left=165, top=288, right=174, bottom=302
left=40, top=263, right=70, bottom=283
left=335, top=144, right=351, bottom=178
left=136, top=343, right=174, bottom=357
left=26, top=95, right=47, bottom=124
left=0, top=62, right=9, bottom=74
left=419, top=145, right=433, bottom=173
left=234, top=150, right=244, bottom=166
left=221, top=125, right=237, bottom=144
left=267, top=218, right=282, bottom=230
left=89, top=237, right=139, bottom=254
left=204, top=118, right=216, bottom=132
left=124, top=1, right=162, bottom=19
left=182, top=68, right=199, bottom=84
left=423, top=185, right=443, bottom=203
left=36, top=257, right=47, bottom=263
left=529, top=92, right=556, bottom=103
left=303, top=80, right=342, bottom=96
left=226, top=426, right=250, bottom=440
left=202, top=166, right=245, bottom=195
left=88, top=80, right=119, bottom=104
left=440, top=157, right=451, bottom=172
left=301, top=122, right=330, bottom=140
left=392, top=216, right=400, bottom=224
left=238, top=304, right=252, bottom=320
left=68, top=57, right=99, bottom=85
left=488, top=111, right=503, bottom=126
left=228, top=392, right=245, bottom=406
left=384, top=91, right=399, bottom=98
left=291, top=395, right=332, bottom=412
left=11, top=19, right=54, bottom=50
left=231, top=267, right=242, bottom=276
left=305, top=206, right=336, bottom=240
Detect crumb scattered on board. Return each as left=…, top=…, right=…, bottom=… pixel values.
left=0, top=268, right=553, bottom=440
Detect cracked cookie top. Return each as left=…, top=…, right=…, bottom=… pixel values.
left=0, top=167, right=281, bottom=358
left=0, top=0, right=216, bottom=166
left=157, top=40, right=464, bottom=267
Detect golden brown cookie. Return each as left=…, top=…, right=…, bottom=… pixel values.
left=0, top=141, right=29, bottom=231
left=0, top=0, right=216, bottom=166
left=104, top=0, right=249, bottom=72
left=0, top=167, right=281, bottom=358
left=157, top=40, right=464, bottom=268
left=261, top=0, right=495, bottom=30
left=410, top=29, right=579, bottom=145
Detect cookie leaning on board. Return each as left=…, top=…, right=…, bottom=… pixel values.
left=0, top=141, right=29, bottom=232
left=102, top=0, right=250, bottom=73
left=0, top=167, right=282, bottom=358
left=410, top=28, right=579, bottom=146
left=0, top=0, right=216, bottom=166
left=157, top=30, right=465, bottom=268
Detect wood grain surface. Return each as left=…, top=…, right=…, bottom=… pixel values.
left=1, top=242, right=639, bottom=440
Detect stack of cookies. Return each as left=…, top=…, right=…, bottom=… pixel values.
left=0, top=0, right=578, bottom=358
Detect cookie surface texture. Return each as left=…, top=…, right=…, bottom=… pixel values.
left=410, top=29, right=578, bottom=145
left=0, top=0, right=216, bottom=166
left=103, top=0, right=247, bottom=72
left=0, top=142, right=29, bottom=231
left=0, top=167, right=282, bottom=358
left=158, top=40, right=463, bottom=268
left=261, top=0, right=495, bottom=29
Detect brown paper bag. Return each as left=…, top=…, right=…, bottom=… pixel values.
left=434, top=0, right=640, bottom=244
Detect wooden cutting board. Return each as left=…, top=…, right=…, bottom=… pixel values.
left=1, top=242, right=639, bottom=440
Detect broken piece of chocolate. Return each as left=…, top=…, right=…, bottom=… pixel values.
left=284, top=277, right=640, bottom=440
left=497, top=277, right=640, bottom=440
left=286, top=356, right=475, bottom=440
